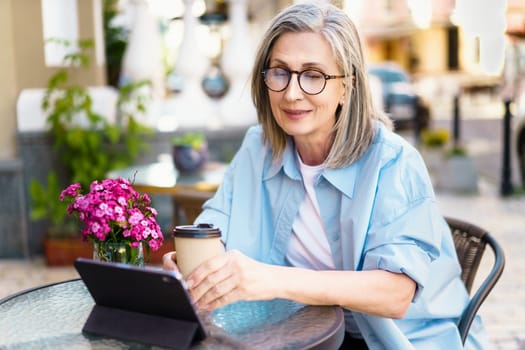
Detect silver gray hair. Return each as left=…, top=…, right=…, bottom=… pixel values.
left=251, top=1, right=392, bottom=167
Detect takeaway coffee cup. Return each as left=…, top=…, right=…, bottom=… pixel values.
left=173, top=223, right=225, bottom=278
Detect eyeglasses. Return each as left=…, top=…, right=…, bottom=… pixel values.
left=262, top=67, right=346, bottom=95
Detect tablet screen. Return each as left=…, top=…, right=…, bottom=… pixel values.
left=74, top=258, right=206, bottom=341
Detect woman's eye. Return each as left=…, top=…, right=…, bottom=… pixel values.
left=274, top=70, right=289, bottom=78
left=303, top=71, right=323, bottom=80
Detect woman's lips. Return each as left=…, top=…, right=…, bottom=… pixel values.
left=283, top=108, right=310, bottom=120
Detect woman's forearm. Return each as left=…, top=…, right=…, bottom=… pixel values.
left=270, top=265, right=416, bottom=319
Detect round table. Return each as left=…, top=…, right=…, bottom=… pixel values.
left=0, top=279, right=344, bottom=349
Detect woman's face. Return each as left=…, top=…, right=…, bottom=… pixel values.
left=267, top=31, right=346, bottom=145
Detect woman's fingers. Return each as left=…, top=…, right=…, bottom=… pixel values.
left=194, top=271, right=239, bottom=310
left=187, top=253, right=231, bottom=301
left=162, top=251, right=179, bottom=271
left=187, top=250, right=273, bottom=310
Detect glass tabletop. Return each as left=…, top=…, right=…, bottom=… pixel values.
left=0, top=279, right=344, bottom=349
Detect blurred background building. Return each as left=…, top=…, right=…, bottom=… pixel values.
left=2, top=0, right=524, bottom=140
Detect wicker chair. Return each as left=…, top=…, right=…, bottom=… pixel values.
left=445, top=216, right=505, bottom=344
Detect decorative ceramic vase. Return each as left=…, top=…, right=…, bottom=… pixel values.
left=173, top=144, right=209, bottom=174
left=202, top=62, right=229, bottom=99
left=120, top=0, right=165, bottom=98
left=174, top=0, right=209, bottom=91
left=93, top=241, right=144, bottom=266
left=219, top=0, right=257, bottom=126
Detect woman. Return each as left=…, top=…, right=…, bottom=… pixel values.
left=164, top=2, right=487, bottom=348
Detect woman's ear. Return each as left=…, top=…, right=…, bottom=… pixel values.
left=338, top=88, right=346, bottom=106
left=338, top=81, right=348, bottom=106
left=339, top=82, right=352, bottom=105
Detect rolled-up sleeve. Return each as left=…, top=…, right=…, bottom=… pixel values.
left=362, top=200, right=443, bottom=301
left=360, top=145, right=442, bottom=301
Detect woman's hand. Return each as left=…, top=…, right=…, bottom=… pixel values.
left=162, top=251, right=180, bottom=272
left=186, top=250, right=276, bottom=310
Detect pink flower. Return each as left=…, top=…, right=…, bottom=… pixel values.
left=117, top=196, right=127, bottom=206
left=60, top=183, right=81, bottom=201
left=59, top=178, right=164, bottom=251
left=128, top=210, right=144, bottom=225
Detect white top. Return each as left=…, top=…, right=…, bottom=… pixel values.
left=286, top=155, right=335, bottom=270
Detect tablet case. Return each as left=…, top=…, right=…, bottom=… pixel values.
left=74, top=258, right=207, bottom=349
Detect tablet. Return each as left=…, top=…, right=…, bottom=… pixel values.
left=74, top=258, right=207, bottom=348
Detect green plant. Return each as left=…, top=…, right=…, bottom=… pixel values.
left=171, top=131, right=206, bottom=150
left=445, top=146, right=468, bottom=158
left=421, top=128, right=450, bottom=148
left=29, top=38, right=152, bottom=238
left=29, top=173, right=78, bottom=235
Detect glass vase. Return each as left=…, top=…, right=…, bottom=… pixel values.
left=93, top=241, right=144, bottom=267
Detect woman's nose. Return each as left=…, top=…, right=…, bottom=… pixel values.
left=283, top=75, right=303, bottom=100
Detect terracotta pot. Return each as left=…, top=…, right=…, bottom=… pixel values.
left=43, top=237, right=93, bottom=266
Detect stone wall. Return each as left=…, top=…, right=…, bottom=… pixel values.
left=0, top=159, right=29, bottom=258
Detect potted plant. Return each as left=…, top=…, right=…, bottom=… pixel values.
left=29, top=173, right=93, bottom=265
left=435, top=144, right=479, bottom=193
left=59, top=177, right=164, bottom=265
left=29, top=38, right=152, bottom=265
left=419, top=127, right=450, bottom=171
left=171, top=131, right=209, bottom=173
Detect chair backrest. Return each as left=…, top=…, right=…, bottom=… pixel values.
left=447, top=217, right=488, bottom=293
left=445, top=216, right=505, bottom=344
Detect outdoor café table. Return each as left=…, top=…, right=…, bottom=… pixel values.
left=107, top=160, right=226, bottom=196
left=107, top=160, right=227, bottom=225
left=0, top=279, right=345, bottom=349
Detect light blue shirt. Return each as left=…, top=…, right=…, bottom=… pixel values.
left=196, top=123, right=488, bottom=349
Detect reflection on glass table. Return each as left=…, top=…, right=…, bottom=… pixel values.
left=0, top=279, right=344, bottom=350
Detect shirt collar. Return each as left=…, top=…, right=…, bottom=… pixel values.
left=264, top=137, right=302, bottom=182
left=264, top=137, right=360, bottom=199
left=321, top=165, right=358, bottom=199
left=324, top=121, right=382, bottom=199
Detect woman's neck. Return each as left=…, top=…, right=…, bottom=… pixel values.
left=295, top=134, right=334, bottom=166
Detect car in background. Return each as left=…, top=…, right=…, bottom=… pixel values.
left=368, top=62, right=430, bottom=130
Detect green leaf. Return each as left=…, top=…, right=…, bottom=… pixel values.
left=36, top=35, right=153, bottom=231
left=106, top=125, right=121, bottom=143
left=171, top=132, right=206, bottom=149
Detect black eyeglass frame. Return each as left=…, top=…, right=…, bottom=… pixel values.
left=261, top=67, right=347, bottom=95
